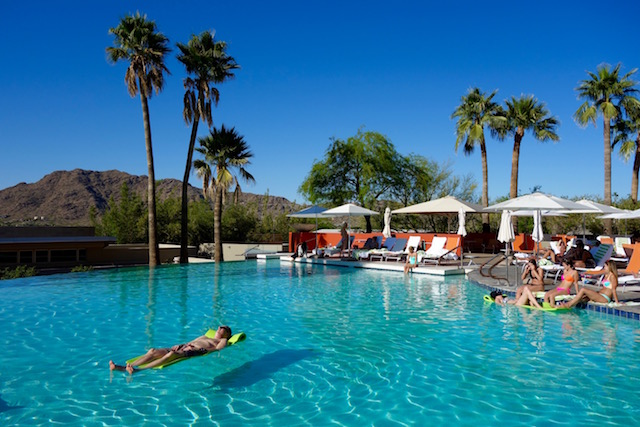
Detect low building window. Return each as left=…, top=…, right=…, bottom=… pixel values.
left=19, top=251, right=32, bottom=264
left=79, top=249, right=87, bottom=262
left=50, top=250, right=77, bottom=263
left=35, top=251, right=48, bottom=263
left=0, top=252, right=18, bottom=264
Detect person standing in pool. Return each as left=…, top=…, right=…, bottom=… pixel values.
left=561, top=260, right=621, bottom=308
left=109, top=326, right=232, bottom=374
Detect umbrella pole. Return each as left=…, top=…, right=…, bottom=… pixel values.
left=315, top=215, right=319, bottom=255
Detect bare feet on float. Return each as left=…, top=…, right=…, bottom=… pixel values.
left=126, top=363, right=136, bottom=375
left=109, top=360, right=127, bottom=372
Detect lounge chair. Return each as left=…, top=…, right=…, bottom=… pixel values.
left=421, top=236, right=462, bottom=265
left=322, top=236, right=354, bottom=257
left=612, top=237, right=631, bottom=261
left=384, top=235, right=421, bottom=262
left=613, top=244, right=640, bottom=291
left=366, top=237, right=397, bottom=261
left=370, top=237, right=407, bottom=262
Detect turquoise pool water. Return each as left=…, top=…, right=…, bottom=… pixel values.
left=1, top=261, right=640, bottom=426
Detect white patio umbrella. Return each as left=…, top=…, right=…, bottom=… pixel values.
left=383, top=207, right=392, bottom=238
left=497, top=210, right=515, bottom=253
left=456, top=207, right=467, bottom=236
left=558, top=199, right=624, bottom=239
left=322, top=203, right=380, bottom=252
left=392, top=195, right=482, bottom=233
left=287, top=205, right=327, bottom=252
left=531, top=209, right=544, bottom=251
left=485, top=192, right=589, bottom=212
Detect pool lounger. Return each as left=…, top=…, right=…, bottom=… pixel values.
left=127, top=330, right=246, bottom=369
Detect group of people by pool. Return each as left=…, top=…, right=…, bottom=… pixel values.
left=110, top=325, right=233, bottom=375
left=490, top=239, right=621, bottom=309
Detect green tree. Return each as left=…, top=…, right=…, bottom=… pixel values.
left=500, top=95, right=559, bottom=199
left=195, top=125, right=255, bottom=261
left=107, top=12, right=171, bottom=266
left=98, top=183, right=147, bottom=243
left=156, top=195, right=181, bottom=244
left=574, top=63, right=639, bottom=233
left=177, top=31, right=239, bottom=263
left=221, top=203, right=258, bottom=242
left=189, top=198, right=215, bottom=245
left=614, top=101, right=640, bottom=203
left=299, top=129, right=403, bottom=232
left=452, top=88, right=505, bottom=231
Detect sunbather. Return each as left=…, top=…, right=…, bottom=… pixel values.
left=340, top=222, right=349, bottom=256
left=109, top=326, right=232, bottom=374
left=543, top=260, right=579, bottom=306
left=539, top=240, right=567, bottom=263
left=563, top=240, right=594, bottom=268
left=404, top=246, right=418, bottom=274
left=516, top=258, right=545, bottom=300
left=561, top=260, right=621, bottom=308
left=490, top=288, right=542, bottom=308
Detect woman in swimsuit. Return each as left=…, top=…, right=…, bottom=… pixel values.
left=539, top=240, right=567, bottom=264
left=516, top=258, right=545, bottom=300
left=543, top=259, right=579, bottom=306
left=404, top=246, right=418, bottom=274
left=490, top=288, right=543, bottom=308
left=561, top=260, right=620, bottom=308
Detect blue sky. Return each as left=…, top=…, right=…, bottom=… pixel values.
left=2, top=1, right=640, bottom=205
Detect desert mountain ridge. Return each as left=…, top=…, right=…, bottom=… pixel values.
left=0, top=169, right=298, bottom=226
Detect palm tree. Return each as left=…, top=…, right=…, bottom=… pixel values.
left=501, top=95, right=560, bottom=199
left=195, top=125, right=255, bottom=262
left=452, top=88, right=505, bottom=230
left=614, top=101, right=640, bottom=202
left=574, top=63, right=639, bottom=233
left=176, top=31, right=239, bottom=263
left=193, top=159, right=212, bottom=200
left=107, top=12, right=170, bottom=266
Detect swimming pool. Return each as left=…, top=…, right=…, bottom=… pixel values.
left=1, top=260, right=639, bottom=426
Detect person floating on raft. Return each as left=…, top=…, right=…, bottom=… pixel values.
left=110, top=325, right=233, bottom=375
left=489, top=288, right=543, bottom=309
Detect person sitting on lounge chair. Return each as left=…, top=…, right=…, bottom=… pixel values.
left=539, top=240, right=567, bottom=264
left=109, top=326, right=232, bottom=375
left=563, top=240, right=594, bottom=268
left=561, top=260, right=621, bottom=308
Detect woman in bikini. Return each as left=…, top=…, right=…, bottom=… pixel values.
left=543, top=259, right=579, bottom=306
left=516, top=258, right=545, bottom=300
left=490, top=288, right=543, bottom=308
left=561, top=260, right=620, bottom=308
left=539, top=240, right=567, bottom=264
left=404, top=246, right=418, bottom=274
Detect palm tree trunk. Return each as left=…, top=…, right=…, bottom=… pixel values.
left=214, top=183, right=224, bottom=262
left=633, top=135, right=640, bottom=204
left=480, top=138, right=490, bottom=232
left=140, top=91, right=160, bottom=266
left=510, top=130, right=523, bottom=232
left=603, top=117, right=612, bottom=235
left=180, top=117, right=200, bottom=263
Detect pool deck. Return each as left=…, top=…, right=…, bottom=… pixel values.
left=278, top=253, right=640, bottom=320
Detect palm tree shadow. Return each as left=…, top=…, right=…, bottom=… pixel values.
left=209, top=348, right=317, bottom=391
left=0, top=393, right=23, bottom=413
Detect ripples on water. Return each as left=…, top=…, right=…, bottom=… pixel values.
left=1, top=261, right=639, bottom=425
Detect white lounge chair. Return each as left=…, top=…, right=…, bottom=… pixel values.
left=384, top=235, right=421, bottom=262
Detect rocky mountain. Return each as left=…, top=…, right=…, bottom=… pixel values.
left=0, top=169, right=298, bottom=226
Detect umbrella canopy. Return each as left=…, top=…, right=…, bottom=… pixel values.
left=383, top=207, right=392, bottom=238
left=392, top=196, right=483, bottom=214
left=287, top=205, right=327, bottom=252
left=510, top=210, right=566, bottom=217
left=600, top=209, right=637, bottom=219
left=559, top=199, right=624, bottom=215
left=485, top=192, right=588, bottom=212
left=323, top=203, right=380, bottom=216
left=322, top=203, right=380, bottom=252
left=287, top=205, right=327, bottom=218
left=457, top=207, right=467, bottom=236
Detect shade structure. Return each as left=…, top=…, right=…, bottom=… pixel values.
left=600, top=209, right=637, bottom=219
left=383, top=207, right=392, bottom=238
left=558, top=199, right=624, bottom=239
left=457, top=207, right=467, bottom=236
left=510, top=210, right=566, bottom=217
left=392, top=196, right=483, bottom=214
left=287, top=205, right=327, bottom=252
left=485, top=192, right=589, bottom=212
left=322, top=203, right=380, bottom=252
